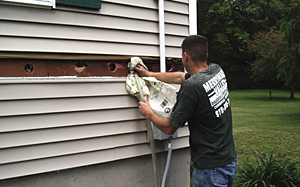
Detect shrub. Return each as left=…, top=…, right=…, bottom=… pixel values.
left=235, top=152, right=300, bottom=187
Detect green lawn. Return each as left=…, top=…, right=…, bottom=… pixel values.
left=230, top=89, right=300, bottom=163
left=190, top=89, right=300, bottom=186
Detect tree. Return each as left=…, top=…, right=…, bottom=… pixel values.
left=247, top=26, right=286, bottom=88
left=197, top=0, right=290, bottom=89
left=278, top=1, right=300, bottom=99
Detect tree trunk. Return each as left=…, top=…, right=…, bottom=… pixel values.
left=290, top=87, right=295, bottom=100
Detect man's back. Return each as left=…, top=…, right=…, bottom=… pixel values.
left=169, top=63, right=237, bottom=169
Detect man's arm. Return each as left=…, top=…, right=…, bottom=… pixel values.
left=139, top=98, right=178, bottom=135
left=134, top=64, right=185, bottom=84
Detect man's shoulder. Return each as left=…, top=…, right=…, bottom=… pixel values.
left=208, top=63, right=221, bottom=70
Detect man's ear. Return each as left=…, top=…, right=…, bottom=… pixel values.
left=184, top=52, right=189, bottom=62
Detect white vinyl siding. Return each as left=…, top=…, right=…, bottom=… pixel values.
left=0, top=0, right=192, bottom=179
left=0, top=0, right=190, bottom=58
left=0, top=0, right=55, bottom=8
left=0, top=78, right=189, bottom=180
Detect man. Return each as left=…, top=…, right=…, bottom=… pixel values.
left=135, top=35, right=237, bottom=187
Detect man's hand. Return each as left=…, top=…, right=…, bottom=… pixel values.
left=138, top=97, right=178, bottom=135
left=138, top=97, right=153, bottom=119
left=134, top=64, right=149, bottom=77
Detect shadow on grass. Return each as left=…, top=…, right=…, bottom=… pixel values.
left=241, top=96, right=299, bottom=102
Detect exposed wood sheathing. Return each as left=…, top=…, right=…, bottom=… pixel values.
left=0, top=59, right=183, bottom=77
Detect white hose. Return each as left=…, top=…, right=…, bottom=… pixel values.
left=133, top=72, right=159, bottom=187
left=162, top=139, right=172, bottom=187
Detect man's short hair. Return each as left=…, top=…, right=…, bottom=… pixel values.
left=181, top=35, right=208, bottom=63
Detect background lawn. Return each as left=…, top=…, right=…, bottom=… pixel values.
left=230, top=89, right=300, bottom=164
left=190, top=89, right=300, bottom=186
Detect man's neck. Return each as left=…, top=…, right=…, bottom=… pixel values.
left=189, top=61, right=209, bottom=76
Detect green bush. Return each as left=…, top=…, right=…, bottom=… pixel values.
left=235, top=152, right=300, bottom=187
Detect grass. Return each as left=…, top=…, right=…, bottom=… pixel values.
left=190, top=89, right=300, bottom=186
left=230, top=89, right=300, bottom=164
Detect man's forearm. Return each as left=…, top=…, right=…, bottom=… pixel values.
left=148, top=112, right=178, bottom=135
left=148, top=71, right=185, bottom=84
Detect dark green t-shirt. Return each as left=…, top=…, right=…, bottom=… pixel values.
left=169, top=63, right=237, bottom=169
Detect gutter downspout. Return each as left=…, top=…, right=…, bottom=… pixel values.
left=189, top=0, right=197, bottom=35
left=52, top=0, right=56, bottom=9
left=159, top=0, right=166, bottom=73
left=158, top=2, right=174, bottom=187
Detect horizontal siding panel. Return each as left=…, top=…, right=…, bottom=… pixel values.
left=0, top=120, right=147, bottom=148
left=170, top=0, right=189, bottom=3
left=0, top=5, right=158, bottom=33
left=165, top=46, right=182, bottom=58
left=165, top=23, right=189, bottom=36
left=0, top=137, right=189, bottom=180
left=0, top=95, right=138, bottom=116
left=165, top=35, right=186, bottom=47
left=0, top=131, right=148, bottom=164
left=178, top=125, right=189, bottom=137
left=165, top=11, right=189, bottom=25
left=0, top=36, right=159, bottom=57
left=102, top=0, right=157, bottom=9
left=0, top=107, right=144, bottom=133
left=165, top=1, right=189, bottom=14
left=1, top=126, right=189, bottom=164
left=89, top=1, right=158, bottom=21
left=0, top=79, right=128, bottom=100
left=0, top=20, right=159, bottom=45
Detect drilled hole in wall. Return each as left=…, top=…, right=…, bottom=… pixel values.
left=24, top=64, right=34, bottom=73
left=109, top=63, right=116, bottom=71
left=75, top=61, right=88, bottom=67
left=167, top=64, right=173, bottom=72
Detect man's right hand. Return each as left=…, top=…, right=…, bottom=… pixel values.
left=135, top=64, right=185, bottom=84
left=134, top=64, right=149, bottom=77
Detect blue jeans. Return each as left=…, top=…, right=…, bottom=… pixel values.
left=193, top=156, right=238, bottom=187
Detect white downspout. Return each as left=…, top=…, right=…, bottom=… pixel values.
left=158, top=0, right=166, bottom=72
left=189, top=0, right=197, bottom=35
left=52, top=0, right=56, bottom=9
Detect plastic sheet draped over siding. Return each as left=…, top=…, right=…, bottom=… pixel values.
left=0, top=78, right=189, bottom=180
left=0, top=0, right=190, bottom=58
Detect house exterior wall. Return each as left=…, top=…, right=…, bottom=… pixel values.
left=0, top=78, right=190, bottom=181
left=0, top=0, right=194, bottom=184
left=1, top=148, right=190, bottom=187
left=0, top=0, right=190, bottom=59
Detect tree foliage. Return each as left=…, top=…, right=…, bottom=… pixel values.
left=278, top=0, right=300, bottom=99
left=197, top=0, right=292, bottom=90
left=247, top=26, right=286, bottom=88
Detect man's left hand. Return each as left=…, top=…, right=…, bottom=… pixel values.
left=139, top=97, right=153, bottom=119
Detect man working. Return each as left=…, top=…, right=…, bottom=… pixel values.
left=135, top=35, right=237, bottom=187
